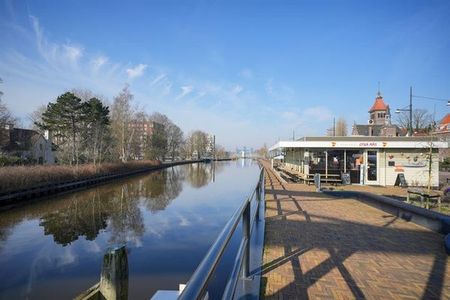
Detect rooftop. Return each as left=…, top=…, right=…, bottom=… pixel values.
left=297, top=136, right=440, bottom=142
left=440, top=113, right=450, bottom=125
left=369, top=94, right=389, bottom=112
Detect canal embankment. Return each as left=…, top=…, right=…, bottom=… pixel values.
left=0, top=159, right=220, bottom=210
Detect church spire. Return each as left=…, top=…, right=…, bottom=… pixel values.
left=377, top=81, right=381, bottom=97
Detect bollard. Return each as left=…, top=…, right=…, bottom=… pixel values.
left=99, top=245, right=129, bottom=300
left=314, top=173, right=321, bottom=192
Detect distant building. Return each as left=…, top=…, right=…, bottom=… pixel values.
left=236, top=146, right=253, bottom=158
left=128, top=119, right=164, bottom=159
left=1, top=126, right=55, bottom=164
left=352, top=92, right=403, bottom=137
left=205, top=134, right=215, bottom=157
left=434, top=113, right=450, bottom=162
left=436, top=113, right=450, bottom=133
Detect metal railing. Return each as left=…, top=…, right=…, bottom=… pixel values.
left=177, top=166, right=265, bottom=300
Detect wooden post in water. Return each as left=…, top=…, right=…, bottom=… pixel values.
left=99, top=245, right=129, bottom=300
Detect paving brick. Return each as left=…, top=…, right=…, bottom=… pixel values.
left=261, top=162, right=450, bottom=299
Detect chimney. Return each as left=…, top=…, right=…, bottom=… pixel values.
left=44, top=130, right=52, bottom=142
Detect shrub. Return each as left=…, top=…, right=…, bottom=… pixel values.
left=0, top=160, right=161, bottom=193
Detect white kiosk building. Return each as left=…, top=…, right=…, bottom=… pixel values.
left=269, top=136, right=448, bottom=187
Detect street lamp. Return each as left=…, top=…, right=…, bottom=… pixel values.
left=395, top=86, right=413, bottom=136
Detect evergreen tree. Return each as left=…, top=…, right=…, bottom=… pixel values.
left=39, top=92, right=85, bottom=165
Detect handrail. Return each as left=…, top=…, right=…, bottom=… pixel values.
left=178, top=166, right=264, bottom=300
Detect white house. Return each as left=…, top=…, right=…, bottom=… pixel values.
left=2, top=127, right=56, bottom=164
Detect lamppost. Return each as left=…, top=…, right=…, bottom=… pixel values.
left=396, top=86, right=450, bottom=136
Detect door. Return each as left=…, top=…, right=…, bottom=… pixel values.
left=346, top=150, right=363, bottom=184
left=366, top=150, right=378, bottom=184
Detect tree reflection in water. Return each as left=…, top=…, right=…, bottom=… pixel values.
left=38, top=167, right=186, bottom=246
left=185, top=161, right=225, bottom=188
left=1, top=162, right=225, bottom=248
left=143, top=167, right=184, bottom=213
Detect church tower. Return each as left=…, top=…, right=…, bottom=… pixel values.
left=368, top=91, right=391, bottom=125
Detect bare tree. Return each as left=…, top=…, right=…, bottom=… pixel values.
left=28, top=105, right=47, bottom=133
left=111, top=85, right=135, bottom=162
left=0, top=99, right=15, bottom=147
left=148, top=112, right=184, bottom=161
left=166, top=123, right=184, bottom=161
left=335, top=118, right=348, bottom=136
left=185, top=130, right=209, bottom=159
left=396, top=109, right=432, bottom=133
left=256, top=144, right=268, bottom=158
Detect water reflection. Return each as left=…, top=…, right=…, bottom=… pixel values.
left=0, top=163, right=224, bottom=249
left=185, top=162, right=225, bottom=188
left=39, top=167, right=189, bottom=246
left=144, top=167, right=184, bottom=212
left=0, top=160, right=258, bottom=300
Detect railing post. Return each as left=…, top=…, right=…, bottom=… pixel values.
left=255, top=183, right=260, bottom=220
left=242, top=201, right=251, bottom=278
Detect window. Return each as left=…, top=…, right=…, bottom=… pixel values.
left=367, top=151, right=377, bottom=181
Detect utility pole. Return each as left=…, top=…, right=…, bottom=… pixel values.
left=333, top=117, right=336, bottom=137
left=213, top=135, right=216, bottom=160
left=292, top=130, right=295, bottom=141
left=409, top=86, right=413, bottom=136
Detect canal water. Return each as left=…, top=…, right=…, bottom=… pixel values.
left=0, top=159, right=260, bottom=299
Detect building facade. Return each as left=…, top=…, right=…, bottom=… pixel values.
left=1, top=127, right=55, bottom=164
left=269, top=136, right=447, bottom=187
left=128, top=119, right=164, bottom=160
left=434, top=113, right=450, bottom=162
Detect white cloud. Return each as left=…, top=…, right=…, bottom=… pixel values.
left=91, top=55, right=108, bottom=71
left=29, top=16, right=83, bottom=67
left=126, top=63, right=147, bottom=79
left=29, top=15, right=46, bottom=58
left=63, top=44, right=83, bottom=64
left=176, top=85, right=194, bottom=100
left=150, top=73, right=167, bottom=86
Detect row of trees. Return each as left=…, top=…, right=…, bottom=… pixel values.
left=42, top=86, right=220, bottom=165
left=37, top=92, right=111, bottom=165
left=1, top=82, right=220, bottom=165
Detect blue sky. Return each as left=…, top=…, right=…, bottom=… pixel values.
left=1, top=0, right=449, bottom=149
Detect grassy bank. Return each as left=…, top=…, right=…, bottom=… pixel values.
left=0, top=160, right=161, bottom=193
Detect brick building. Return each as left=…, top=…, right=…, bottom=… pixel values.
left=128, top=119, right=164, bottom=159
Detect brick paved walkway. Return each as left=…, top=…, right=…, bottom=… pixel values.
left=261, top=163, right=450, bottom=299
